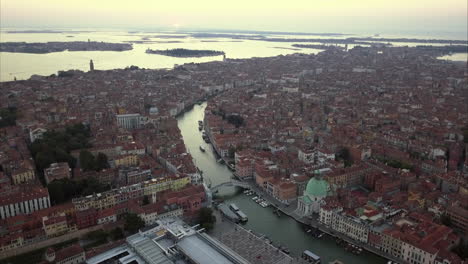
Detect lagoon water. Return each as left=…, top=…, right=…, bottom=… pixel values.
left=1, top=30, right=466, bottom=82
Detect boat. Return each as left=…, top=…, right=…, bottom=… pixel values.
left=235, top=210, right=248, bottom=222
left=301, top=250, right=321, bottom=264
left=280, top=246, right=290, bottom=255
left=229, top=203, right=240, bottom=212
left=198, top=120, right=203, bottom=125
left=198, top=126, right=203, bottom=131
left=344, top=242, right=362, bottom=255
left=199, top=146, right=206, bottom=152
left=217, top=203, right=240, bottom=223
left=252, top=196, right=258, bottom=201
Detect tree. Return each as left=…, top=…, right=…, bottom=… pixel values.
left=124, top=213, right=145, bottom=233
left=198, top=207, right=216, bottom=231
left=452, top=237, right=468, bottom=259
left=80, top=150, right=95, bottom=171
left=30, top=123, right=90, bottom=173
left=47, top=177, right=109, bottom=205
left=110, top=227, right=124, bottom=240
left=81, top=177, right=109, bottom=196
left=95, top=152, right=109, bottom=171
left=47, top=181, right=65, bottom=205
left=0, top=107, right=18, bottom=128
left=35, top=151, right=56, bottom=173
left=226, top=115, right=244, bottom=128
left=86, top=230, right=108, bottom=243
left=336, top=146, right=352, bottom=167
left=440, top=213, right=452, bottom=227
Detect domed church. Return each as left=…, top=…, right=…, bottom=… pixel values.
left=296, top=176, right=330, bottom=216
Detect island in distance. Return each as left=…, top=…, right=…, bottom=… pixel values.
left=146, top=48, right=225, bottom=57
left=0, top=41, right=133, bottom=53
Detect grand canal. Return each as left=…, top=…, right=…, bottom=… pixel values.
left=177, top=102, right=387, bottom=264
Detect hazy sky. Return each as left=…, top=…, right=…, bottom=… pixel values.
left=1, top=0, right=467, bottom=36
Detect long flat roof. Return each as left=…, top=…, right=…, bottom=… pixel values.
left=127, top=234, right=174, bottom=264
left=303, top=250, right=320, bottom=260
left=178, top=235, right=235, bottom=264
left=86, top=245, right=129, bottom=264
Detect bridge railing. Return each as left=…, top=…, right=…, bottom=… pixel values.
left=210, top=180, right=250, bottom=191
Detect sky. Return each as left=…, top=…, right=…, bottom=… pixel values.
left=1, top=0, right=467, bottom=37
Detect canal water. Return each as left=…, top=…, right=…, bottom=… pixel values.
left=177, top=102, right=386, bottom=264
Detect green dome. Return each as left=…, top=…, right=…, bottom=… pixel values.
left=305, top=178, right=329, bottom=197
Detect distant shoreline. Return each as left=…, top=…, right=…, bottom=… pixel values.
left=0, top=41, right=133, bottom=54
left=251, top=37, right=468, bottom=45
left=5, top=30, right=94, bottom=34
left=146, top=48, right=225, bottom=58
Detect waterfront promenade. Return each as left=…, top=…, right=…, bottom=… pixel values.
left=205, top=124, right=397, bottom=263
left=221, top=179, right=401, bottom=264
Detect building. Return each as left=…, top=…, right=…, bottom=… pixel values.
left=235, top=159, right=254, bottom=179
left=41, top=244, right=85, bottom=264
left=326, top=209, right=369, bottom=243
left=112, top=154, right=139, bottom=168
left=446, top=204, right=468, bottom=235
left=72, top=191, right=117, bottom=212
left=29, top=127, right=47, bottom=143
left=42, top=213, right=69, bottom=238
left=44, top=162, right=71, bottom=184
left=162, top=184, right=207, bottom=219
left=0, top=186, right=51, bottom=219
left=86, top=217, right=287, bottom=264
left=136, top=202, right=183, bottom=225
left=11, top=161, right=36, bottom=185
left=298, top=147, right=315, bottom=164
left=297, top=177, right=330, bottom=216
left=275, top=180, right=297, bottom=204
left=75, top=208, right=98, bottom=229
left=97, top=207, right=117, bottom=225
left=116, top=114, right=143, bottom=130
left=119, top=167, right=151, bottom=185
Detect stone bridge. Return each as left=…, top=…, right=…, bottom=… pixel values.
left=210, top=180, right=251, bottom=192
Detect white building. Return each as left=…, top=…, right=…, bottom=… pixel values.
left=0, top=187, right=51, bottom=219
left=298, top=148, right=315, bottom=164
left=140, top=206, right=183, bottom=226
left=29, top=127, right=47, bottom=143
left=401, top=241, right=437, bottom=264
left=297, top=177, right=330, bottom=216
left=116, top=114, right=144, bottom=129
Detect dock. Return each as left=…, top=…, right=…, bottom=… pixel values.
left=218, top=203, right=240, bottom=223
